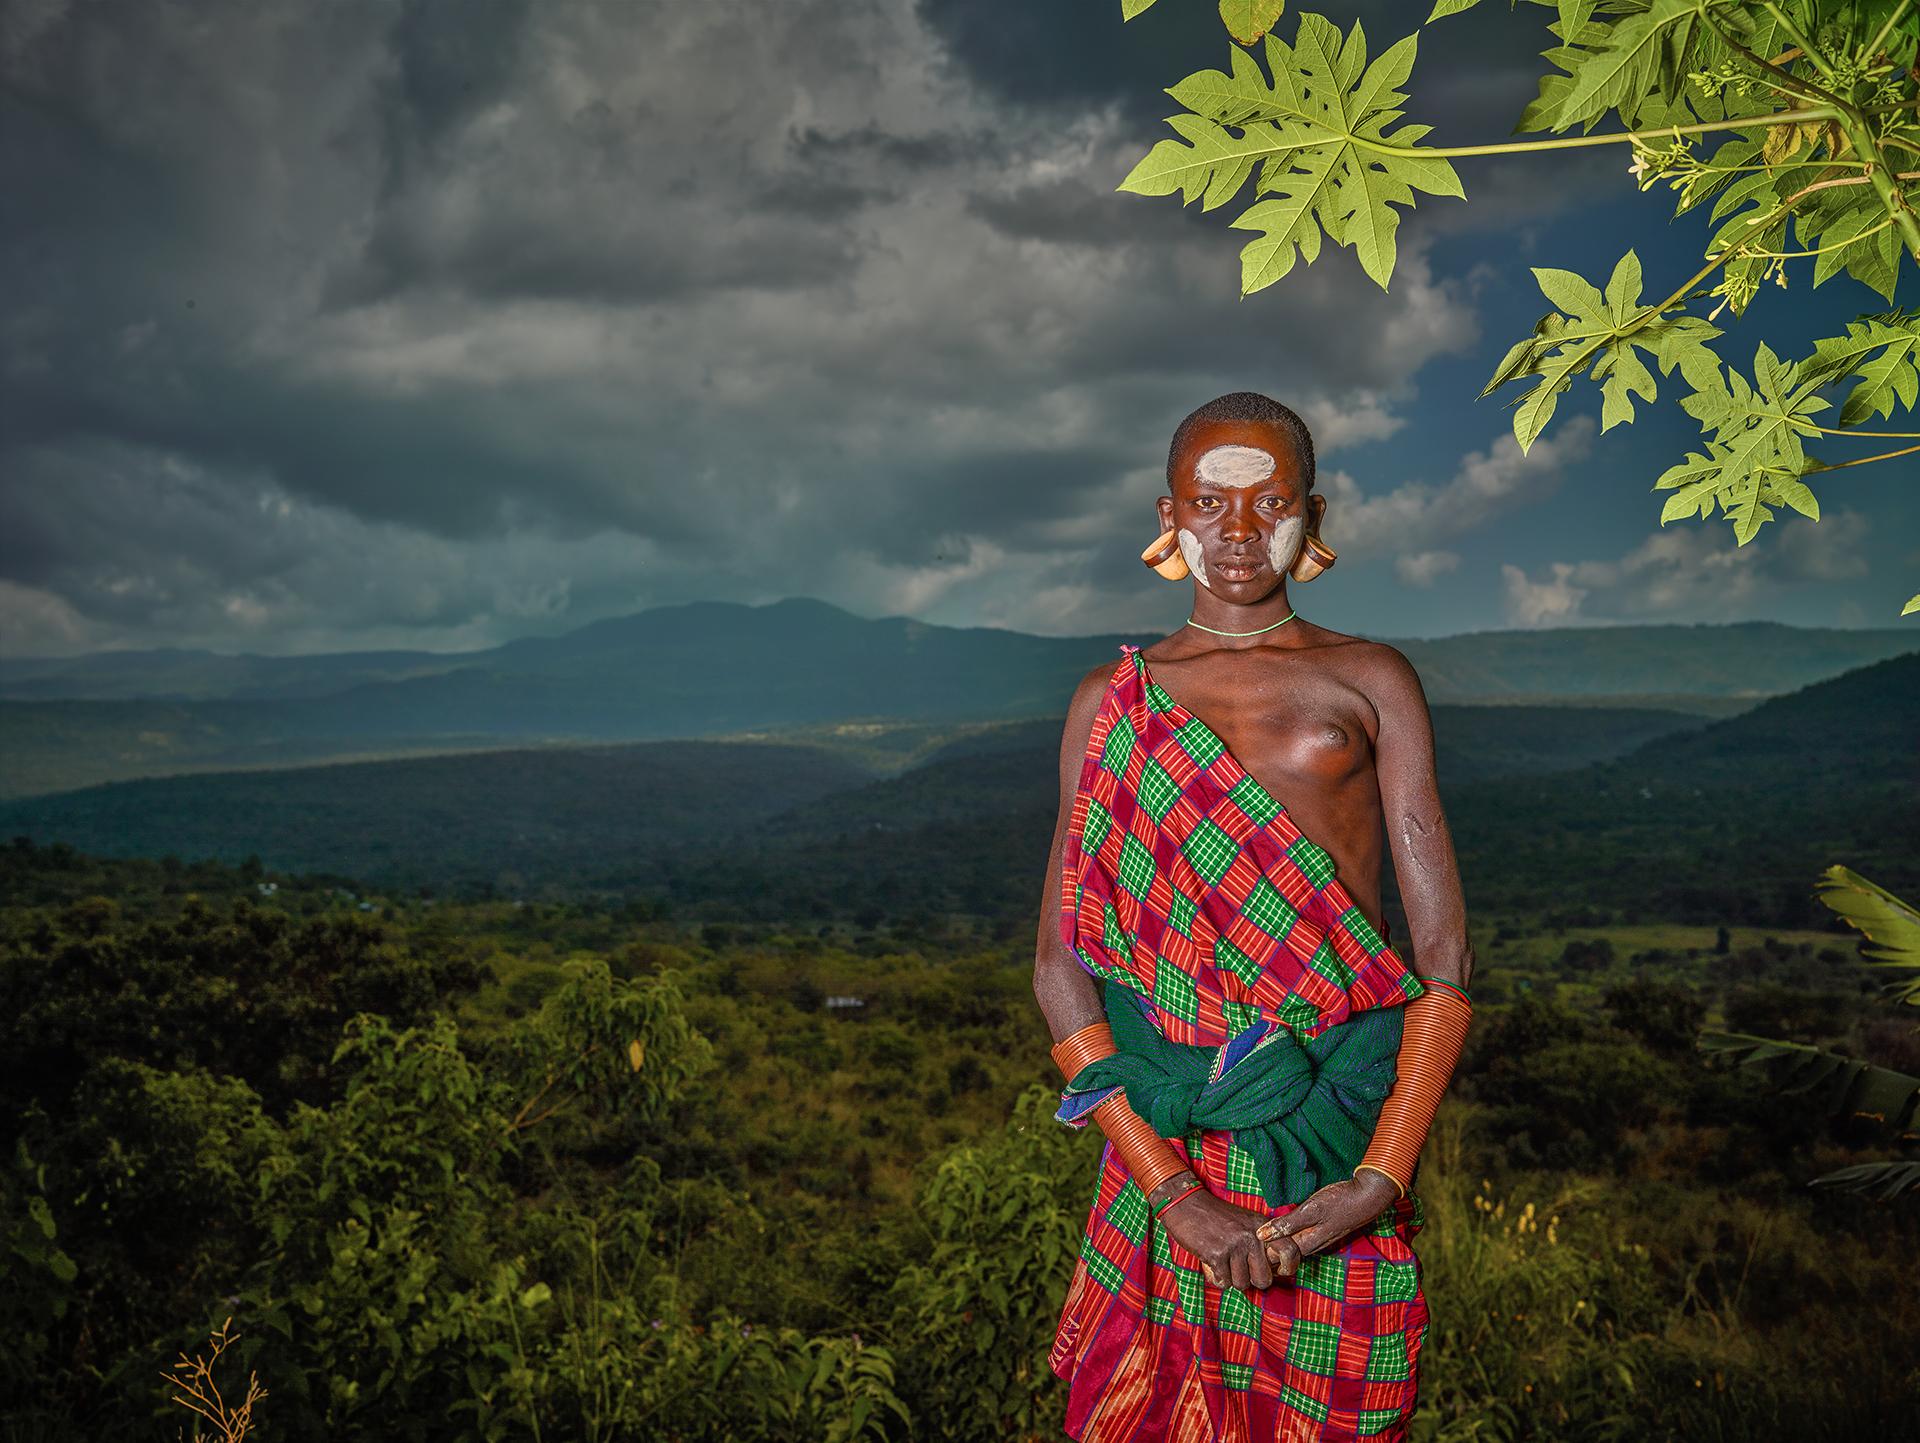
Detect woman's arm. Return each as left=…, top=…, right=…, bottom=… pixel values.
left=1033, top=665, right=1204, bottom=1217
left=1353, top=644, right=1475, bottom=1193
left=1369, top=643, right=1474, bottom=994
left=1260, top=645, right=1477, bottom=1258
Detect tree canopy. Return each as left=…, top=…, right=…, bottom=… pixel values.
left=1117, top=1, right=1920, bottom=617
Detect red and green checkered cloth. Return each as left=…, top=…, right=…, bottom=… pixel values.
left=1050, top=645, right=1431, bottom=1442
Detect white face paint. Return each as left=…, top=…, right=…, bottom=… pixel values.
left=1267, top=514, right=1306, bottom=574
left=1194, top=444, right=1276, bottom=488
left=1176, top=528, right=1209, bottom=587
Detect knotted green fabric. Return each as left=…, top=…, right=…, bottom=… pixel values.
left=1064, top=978, right=1405, bottom=1208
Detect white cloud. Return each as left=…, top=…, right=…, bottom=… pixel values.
left=0, top=579, right=98, bottom=657
left=1317, top=416, right=1595, bottom=565
left=1396, top=549, right=1461, bottom=587
left=1498, top=508, right=1874, bottom=626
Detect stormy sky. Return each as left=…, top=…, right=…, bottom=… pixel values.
left=4, top=0, right=1915, bottom=658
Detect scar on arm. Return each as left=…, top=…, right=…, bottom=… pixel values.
left=1396, top=807, right=1446, bottom=871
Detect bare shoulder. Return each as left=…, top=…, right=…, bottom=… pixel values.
left=1068, top=656, right=1122, bottom=711
left=1057, top=657, right=1122, bottom=758
left=1339, top=637, right=1430, bottom=724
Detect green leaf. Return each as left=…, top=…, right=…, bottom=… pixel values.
left=1123, top=13, right=1461, bottom=294
left=1481, top=250, right=1723, bottom=450
left=1122, top=0, right=1161, bottom=19
left=1905, top=591, right=1920, bottom=615
left=1698, top=1029, right=1920, bottom=1132
left=1807, top=1159, right=1920, bottom=1200
left=1424, top=0, right=1482, bottom=20
left=1519, top=0, right=1713, bottom=135
left=1801, top=311, right=1920, bottom=425
left=1814, top=863, right=1920, bottom=1003
left=1654, top=341, right=1831, bottom=543
left=1219, top=0, right=1286, bottom=46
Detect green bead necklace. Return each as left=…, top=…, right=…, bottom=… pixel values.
left=1184, top=609, right=1298, bottom=638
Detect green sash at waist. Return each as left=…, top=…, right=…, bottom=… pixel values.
left=1063, top=978, right=1405, bottom=1208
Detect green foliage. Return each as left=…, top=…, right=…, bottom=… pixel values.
left=1217, top=0, right=1287, bottom=47
left=1481, top=249, right=1724, bottom=448
left=884, top=1085, right=1093, bottom=1441
left=1118, top=14, right=1461, bottom=292
left=1698, top=866, right=1920, bottom=1204
left=0, top=1142, right=77, bottom=1409
left=1518, top=0, right=1727, bottom=135
left=1112, top=0, right=1920, bottom=613
left=1695, top=1027, right=1920, bottom=1129
left=1654, top=340, right=1829, bottom=543
left=10, top=841, right=1920, bottom=1438
left=1812, top=860, right=1920, bottom=998
left=1801, top=310, right=1920, bottom=424
left=1804, top=1156, right=1920, bottom=1198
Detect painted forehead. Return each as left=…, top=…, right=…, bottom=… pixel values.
left=1191, top=443, right=1277, bottom=487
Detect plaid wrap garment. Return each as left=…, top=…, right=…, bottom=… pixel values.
left=1049, top=645, right=1432, bottom=1443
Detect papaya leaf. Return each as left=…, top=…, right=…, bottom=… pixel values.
left=1807, top=1159, right=1920, bottom=1199
left=1696, top=1030, right=1920, bottom=1132
left=1481, top=250, right=1723, bottom=450
left=1119, top=12, right=1461, bottom=294
left=1219, top=0, right=1286, bottom=46
left=1654, top=341, right=1829, bottom=542
left=1800, top=311, right=1920, bottom=424
left=1813, top=863, right=1920, bottom=1004
left=1518, top=0, right=1715, bottom=135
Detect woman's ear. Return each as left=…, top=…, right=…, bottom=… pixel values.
left=1156, top=494, right=1174, bottom=531
left=1307, top=491, right=1327, bottom=533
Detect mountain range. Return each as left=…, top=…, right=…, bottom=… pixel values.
left=0, top=598, right=1912, bottom=801
left=1, top=642, right=1911, bottom=937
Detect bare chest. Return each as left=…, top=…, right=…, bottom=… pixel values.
left=1138, top=649, right=1381, bottom=830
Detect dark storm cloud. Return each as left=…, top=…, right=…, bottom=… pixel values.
left=1, top=0, right=1606, bottom=655
left=916, top=0, right=1570, bottom=145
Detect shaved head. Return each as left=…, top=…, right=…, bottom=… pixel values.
left=1167, top=391, right=1314, bottom=490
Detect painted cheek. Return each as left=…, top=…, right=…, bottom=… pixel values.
left=1268, top=516, right=1305, bottom=573
left=1176, top=528, right=1209, bottom=587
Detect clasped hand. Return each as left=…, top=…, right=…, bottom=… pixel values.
left=1159, top=1171, right=1400, bottom=1292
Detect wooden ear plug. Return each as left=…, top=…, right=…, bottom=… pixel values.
left=1288, top=530, right=1336, bottom=583
left=1142, top=529, right=1190, bottom=581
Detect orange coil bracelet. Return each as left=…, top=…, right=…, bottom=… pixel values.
left=1050, top=1020, right=1116, bottom=1082
left=1088, top=1093, right=1191, bottom=1196
left=1052, top=1020, right=1192, bottom=1198
left=1357, top=981, right=1474, bottom=1195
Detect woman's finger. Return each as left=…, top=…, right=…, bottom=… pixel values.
left=1248, top=1242, right=1274, bottom=1290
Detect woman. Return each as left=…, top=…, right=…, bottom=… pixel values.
left=1032, top=392, right=1476, bottom=1442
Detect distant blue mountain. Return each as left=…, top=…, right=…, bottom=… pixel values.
left=0, top=598, right=1912, bottom=798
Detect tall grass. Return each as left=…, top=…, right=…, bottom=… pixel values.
left=1412, top=1112, right=1920, bottom=1441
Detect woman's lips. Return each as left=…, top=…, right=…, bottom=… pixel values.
left=1216, top=557, right=1261, bottom=578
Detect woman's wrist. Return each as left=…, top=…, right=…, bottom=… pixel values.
left=1147, top=1169, right=1204, bottom=1215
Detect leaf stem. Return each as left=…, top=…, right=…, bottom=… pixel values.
left=1761, top=3, right=1839, bottom=86
left=1722, top=213, right=1899, bottom=259
left=1342, top=105, right=1850, bottom=160
left=1868, top=0, right=1916, bottom=61
left=1802, top=441, right=1920, bottom=469
left=1805, top=422, right=1920, bottom=438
